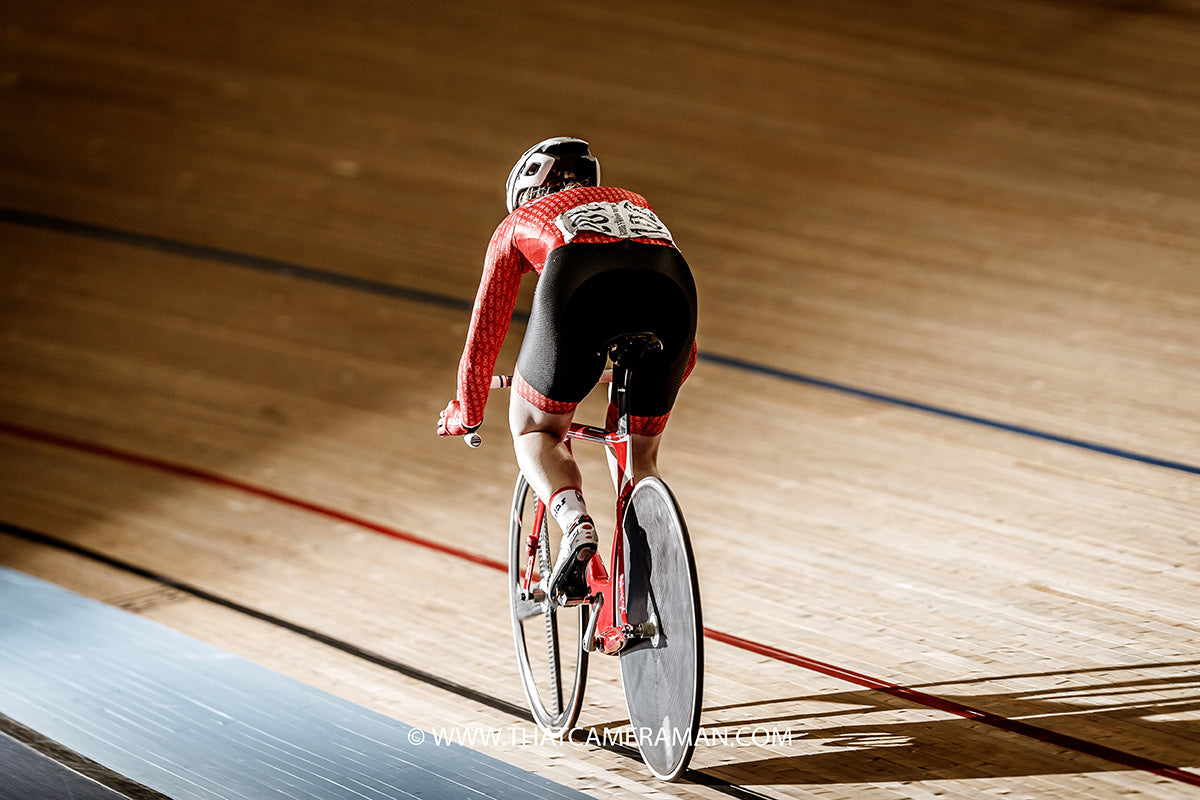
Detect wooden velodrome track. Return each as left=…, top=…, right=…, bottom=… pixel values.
left=1, top=0, right=1198, bottom=797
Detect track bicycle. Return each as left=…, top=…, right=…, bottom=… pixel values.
left=468, top=333, right=703, bottom=781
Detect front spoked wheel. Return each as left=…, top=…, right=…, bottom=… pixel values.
left=620, top=477, right=704, bottom=781
left=508, top=473, right=589, bottom=735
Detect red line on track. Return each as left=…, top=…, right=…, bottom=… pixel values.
left=4, top=419, right=1198, bottom=789
left=0, top=421, right=506, bottom=574
left=702, top=630, right=1200, bottom=787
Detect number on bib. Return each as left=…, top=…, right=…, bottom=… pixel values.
left=556, top=201, right=675, bottom=245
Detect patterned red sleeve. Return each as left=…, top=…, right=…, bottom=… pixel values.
left=455, top=218, right=531, bottom=426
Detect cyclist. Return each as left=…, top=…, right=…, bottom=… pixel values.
left=437, top=137, right=697, bottom=600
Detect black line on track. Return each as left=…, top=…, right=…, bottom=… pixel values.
left=0, top=521, right=772, bottom=800
left=3, top=205, right=1197, bottom=478
left=0, top=207, right=477, bottom=315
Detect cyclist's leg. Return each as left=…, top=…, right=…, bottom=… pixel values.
left=510, top=387, right=598, bottom=600
left=629, top=433, right=663, bottom=483
left=507, top=388, right=581, bottom=514
left=511, top=245, right=606, bottom=533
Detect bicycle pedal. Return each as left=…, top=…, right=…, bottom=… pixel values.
left=548, top=563, right=590, bottom=606
left=519, top=588, right=547, bottom=604
left=630, top=621, right=656, bottom=639
left=553, top=586, right=588, bottom=607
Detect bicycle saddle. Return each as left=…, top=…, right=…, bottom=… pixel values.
left=605, top=332, right=663, bottom=366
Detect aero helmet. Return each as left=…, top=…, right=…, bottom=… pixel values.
left=505, top=137, right=600, bottom=212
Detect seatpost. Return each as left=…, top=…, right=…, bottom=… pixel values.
left=605, top=332, right=662, bottom=439
left=613, top=361, right=632, bottom=437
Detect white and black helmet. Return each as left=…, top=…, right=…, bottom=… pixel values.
left=505, top=136, right=600, bottom=212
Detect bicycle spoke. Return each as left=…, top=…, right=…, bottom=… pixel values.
left=509, top=473, right=588, bottom=736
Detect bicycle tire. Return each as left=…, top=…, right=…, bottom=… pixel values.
left=508, top=473, right=589, bottom=735
left=619, top=476, right=704, bottom=781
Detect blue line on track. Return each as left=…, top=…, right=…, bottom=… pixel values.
left=696, top=352, right=1200, bottom=476
left=3, top=206, right=1197, bottom=477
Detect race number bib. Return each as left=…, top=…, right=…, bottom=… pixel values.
left=556, top=200, right=675, bottom=245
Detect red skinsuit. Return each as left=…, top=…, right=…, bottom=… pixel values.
left=455, top=186, right=679, bottom=427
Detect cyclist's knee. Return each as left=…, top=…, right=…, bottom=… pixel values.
left=509, top=389, right=574, bottom=439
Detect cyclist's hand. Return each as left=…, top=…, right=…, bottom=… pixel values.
left=437, top=400, right=479, bottom=437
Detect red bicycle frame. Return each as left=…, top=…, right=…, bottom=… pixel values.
left=518, top=419, right=637, bottom=655
left=517, top=352, right=650, bottom=656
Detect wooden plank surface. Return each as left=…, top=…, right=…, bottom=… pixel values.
left=1, top=1, right=1198, bottom=798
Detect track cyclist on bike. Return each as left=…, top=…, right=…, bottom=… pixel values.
left=437, top=137, right=698, bottom=602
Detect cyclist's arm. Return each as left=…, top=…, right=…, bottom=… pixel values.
left=455, top=228, right=529, bottom=427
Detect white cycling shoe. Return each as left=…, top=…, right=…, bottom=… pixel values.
left=547, top=516, right=598, bottom=603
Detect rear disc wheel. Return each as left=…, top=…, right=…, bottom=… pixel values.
left=619, top=477, right=703, bottom=781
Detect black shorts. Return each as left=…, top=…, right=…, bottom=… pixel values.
left=516, top=241, right=697, bottom=419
